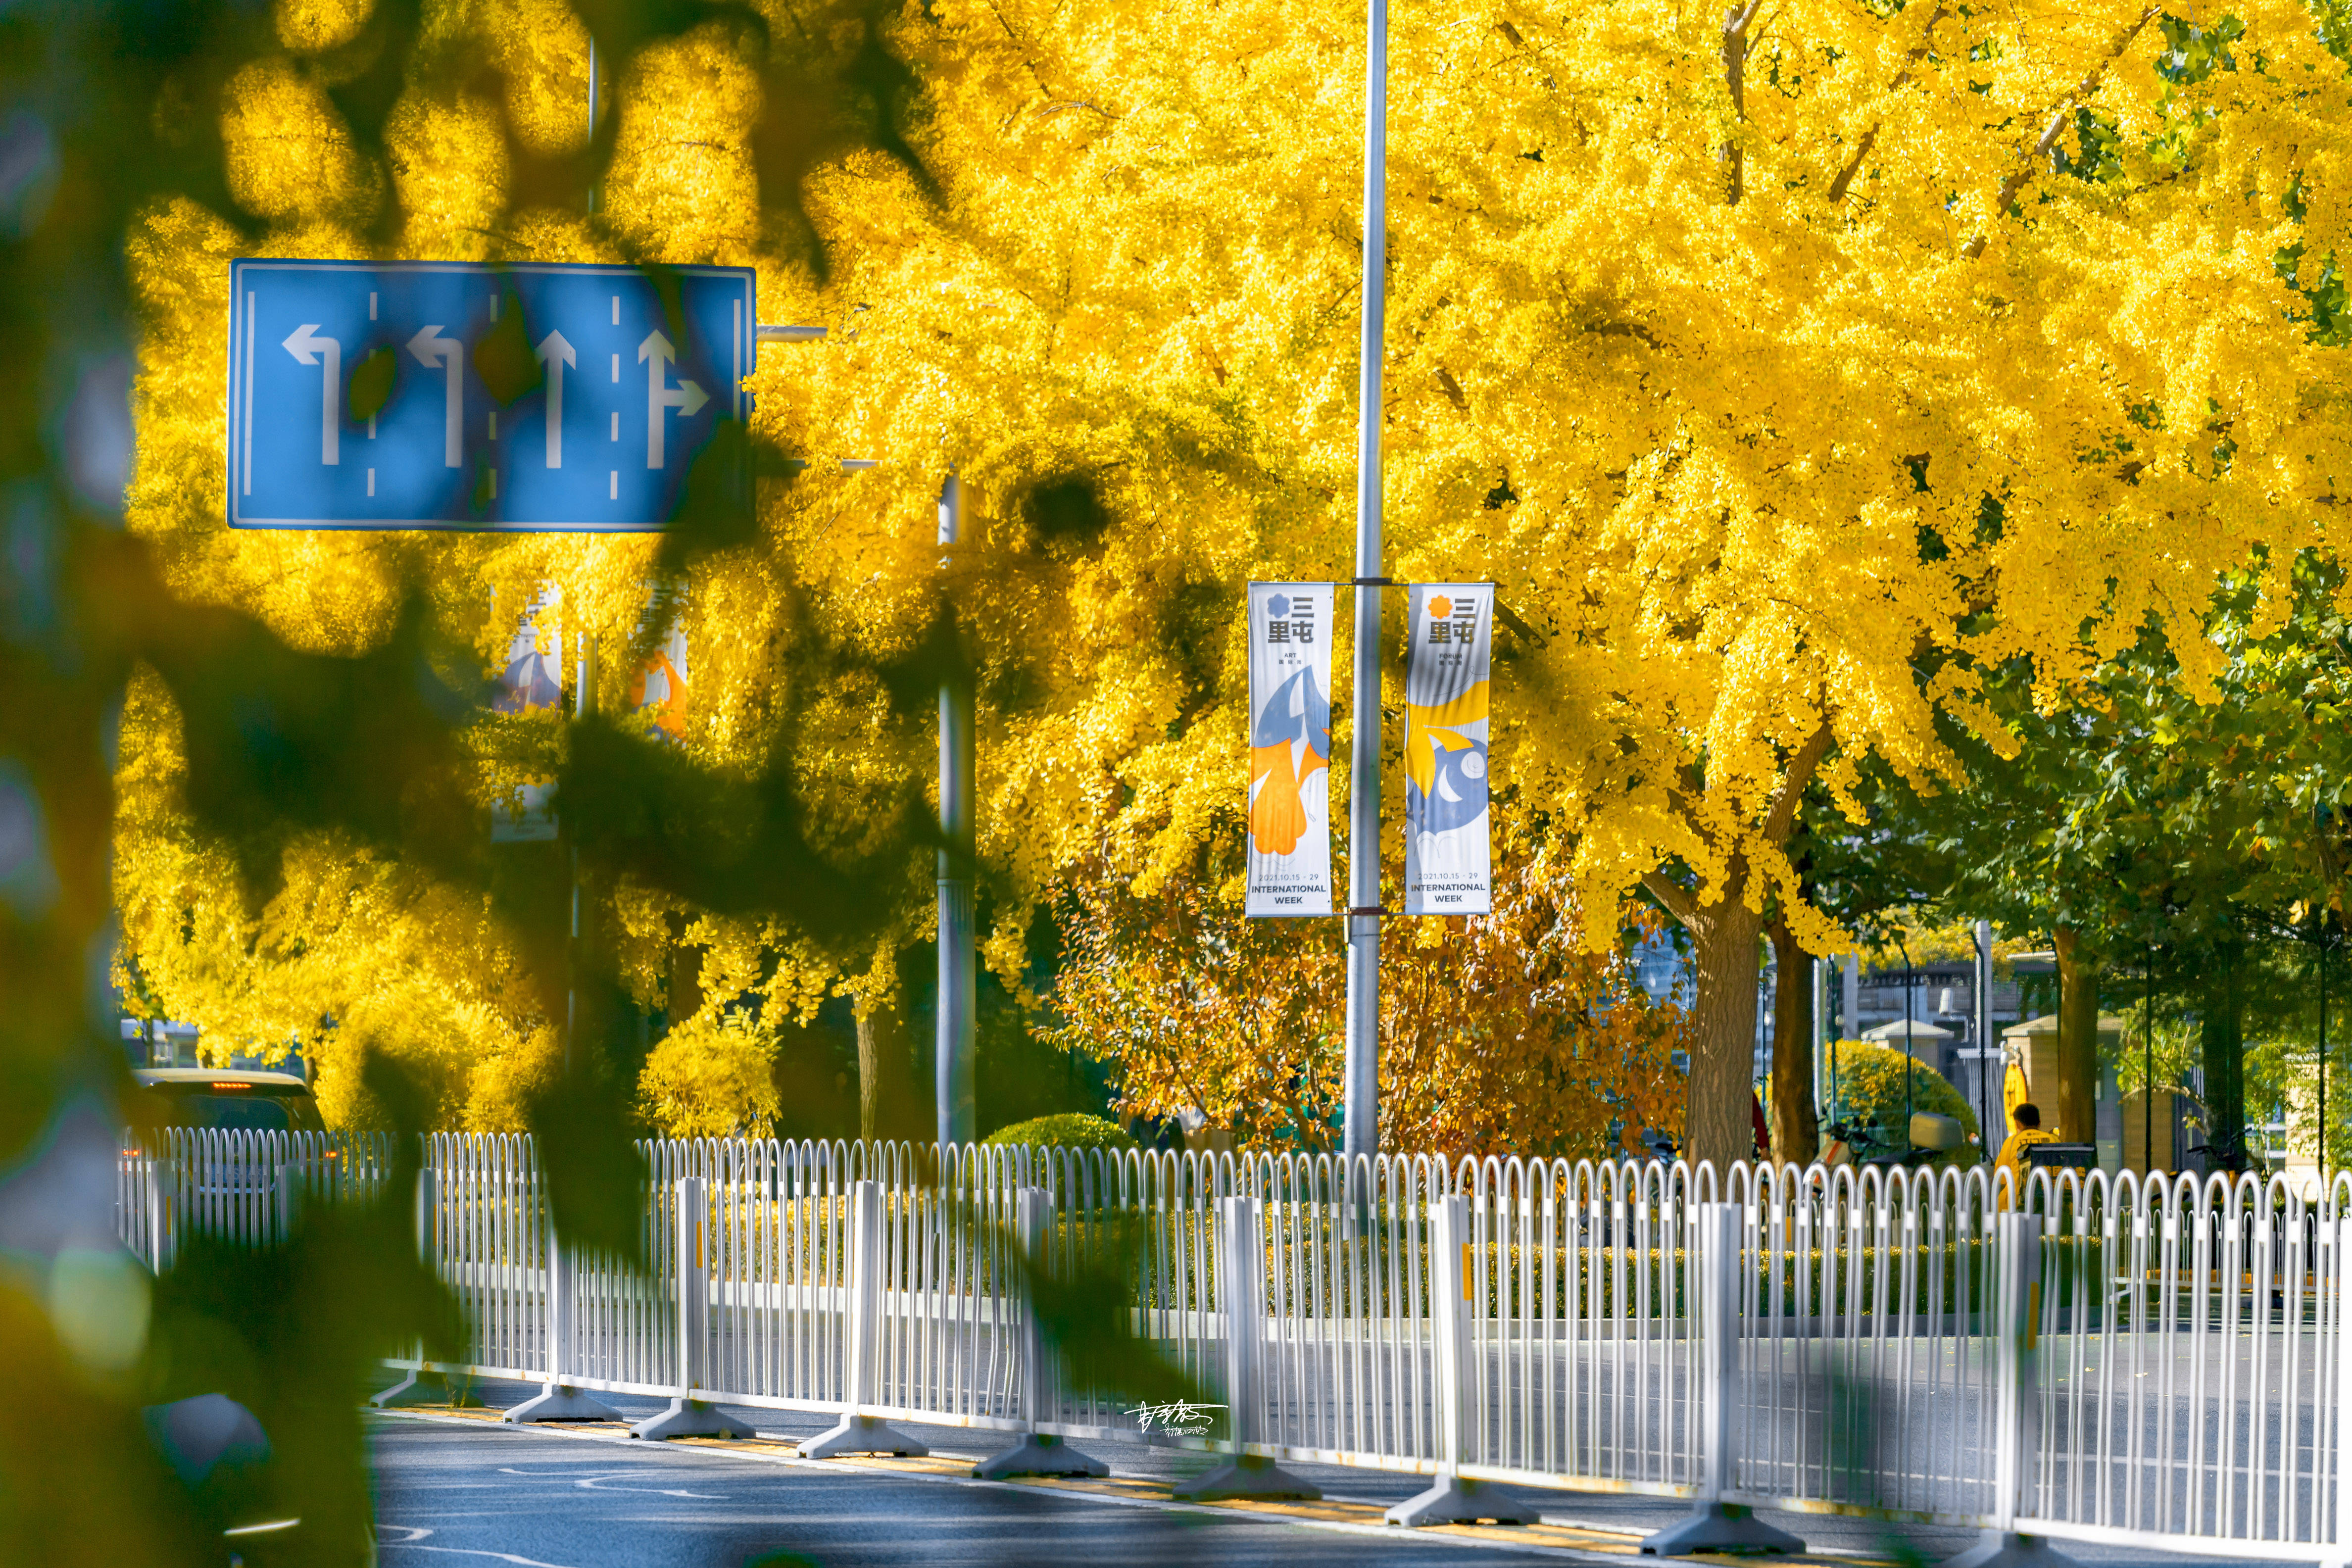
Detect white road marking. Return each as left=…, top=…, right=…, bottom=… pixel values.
left=577, top=1472, right=722, bottom=1499
left=382, top=1547, right=578, bottom=1567
left=379, top=1527, right=579, bottom=1567
left=493, top=1464, right=722, bottom=1498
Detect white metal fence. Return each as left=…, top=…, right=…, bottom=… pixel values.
left=119, top=1131, right=2352, bottom=1560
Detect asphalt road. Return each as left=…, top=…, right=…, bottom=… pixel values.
left=366, top=1379, right=2311, bottom=1568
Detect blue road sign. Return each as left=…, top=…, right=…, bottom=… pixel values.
left=226, top=259, right=755, bottom=532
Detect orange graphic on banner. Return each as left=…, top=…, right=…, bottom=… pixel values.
left=631, top=650, right=689, bottom=740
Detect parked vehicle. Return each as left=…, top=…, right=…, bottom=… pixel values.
left=135, top=1070, right=324, bottom=1134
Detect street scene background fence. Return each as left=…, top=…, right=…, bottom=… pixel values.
left=119, top=1130, right=2352, bottom=1560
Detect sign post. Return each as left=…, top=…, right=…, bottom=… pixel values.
left=1343, top=0, right=1390, bottom=1167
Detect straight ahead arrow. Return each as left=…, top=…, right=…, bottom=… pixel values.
left=536, top=330, right=575, bottom=469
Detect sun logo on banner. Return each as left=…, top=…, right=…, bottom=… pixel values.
left=1249, top=597, right=1329, bottom=856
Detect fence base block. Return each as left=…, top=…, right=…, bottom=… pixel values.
left=1172, top=1453, right=1321, bottom=1503
left=799, top=1413, right=927, bottom=1459
left=1384, top=1473, right=1536, bottom=1527
left=971, top=1432, right=1108, bottom=1479
left=630, top=1398, right=754, bottom=1441
left=502, top=1384, right=623, bottom=1423
left=371, top=1370, right=483, bottom=1410
left=1937, top=1532, right=2079, bottom=1568
left=1639, top=1501, right=1802, bottom=1556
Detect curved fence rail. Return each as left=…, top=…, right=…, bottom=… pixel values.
left=117, top=1133, right=2352, bottom=1559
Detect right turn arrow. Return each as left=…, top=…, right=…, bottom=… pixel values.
left=638, top=329, right=709, bottom=471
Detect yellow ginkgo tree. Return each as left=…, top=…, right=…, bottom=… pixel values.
left=117, top=0, right=2352, bottom=1172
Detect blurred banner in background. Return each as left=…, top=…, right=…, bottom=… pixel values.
left=490, top=585, right=563, bottom=842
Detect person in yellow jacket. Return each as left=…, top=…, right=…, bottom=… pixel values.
left=1995, top=1102, right=2058, bottom=1190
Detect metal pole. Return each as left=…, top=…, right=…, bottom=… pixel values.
left=566, top=634, right=595, bottom=1074
left=936, top=476, right=977, bottom=1149
left=2144, top=946, right=2154, bottom=1177
left=1976, top=919, right=1994, bottom=1156
left=586, top=40, right=598, bottom=214
left=1341, top=0, right=1390, bottom=1164
left=1898, top=936, right=1915, bottom=1134
left=1812, top=956, right=1829, bottom=1128
left=1836, top=952, right=1860, bottom=1122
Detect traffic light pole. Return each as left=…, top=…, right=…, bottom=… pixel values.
left=1341, top=0, right=1390, bottom=1165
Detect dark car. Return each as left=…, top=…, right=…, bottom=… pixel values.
left=135, top=1069, right=325, bottom=1133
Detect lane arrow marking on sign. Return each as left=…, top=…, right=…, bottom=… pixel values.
left=281, top=323, right=342, bottom=466
left=638, top=329, right=708, bottom=470
left=536, top=330, right=575, bottom=469
left=407, top=324, right=463, bottom=468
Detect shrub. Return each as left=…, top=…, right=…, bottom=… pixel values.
left=1823, top=1040, right=1982, bottom=1167
left=637, top=1011, right=782, bottom=1140
left=982, top=1112, right=1138, bottom=1153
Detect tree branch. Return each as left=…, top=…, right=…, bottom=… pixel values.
left=1719, top=0, right=1767, bottom=205
left=1643, top=870, right=1701, bottom=931
left=1761, top=721, right=1836, bottom=847
left=1964, top=7, right=2160, bottom=257
left=1827, top=6, right=1946, bottom=206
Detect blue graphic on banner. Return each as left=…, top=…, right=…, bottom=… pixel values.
left=225, top=259, right=754, bottom=532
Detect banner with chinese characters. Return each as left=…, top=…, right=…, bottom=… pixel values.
left=1403, top=583, right=1493, bottom=915
left=1245, top=582, right=1334, bottom=917
left=490, top=585, right=562, bottom=842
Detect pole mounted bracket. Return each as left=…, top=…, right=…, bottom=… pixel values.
left=1346, top=905, right=1387, bottom=917
left=755, top=324, right=826, bottom=342
left=1350, top=576, right=1397, bottom=587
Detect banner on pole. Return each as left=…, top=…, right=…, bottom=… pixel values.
left=629, top=591, right=690, bottom=743
left=1403, top=583, right=1493, bottom=915
left=1245, top=582, right=1335, bottom=918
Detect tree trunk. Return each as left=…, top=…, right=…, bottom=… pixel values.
left=854, top=964, right=909, bottom=1144
left=2053, top=925, right=2100, bottom=1144
left=1767, top=917, right=1818, bottom=1167
left=1686, top=898, right=1766, bottom=1172
left=666, top=913, right=704, bottom=1025
left=2199, top=939, right=2245, bottom=1171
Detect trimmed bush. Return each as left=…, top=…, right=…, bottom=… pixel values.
left=981, top=1112, right=1138, bottom=1153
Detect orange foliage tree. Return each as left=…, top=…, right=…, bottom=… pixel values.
left=1048, top=845, right=1689, bottom=1159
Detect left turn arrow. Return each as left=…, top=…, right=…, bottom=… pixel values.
left=407, top=324, right=463, bottom=468
left=282, top=323, right=342, bottom=466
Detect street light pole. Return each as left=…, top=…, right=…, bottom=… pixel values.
left=1341, top=0, right=1390, bottom=1164
left=936, top=474, right=977, bottom=1149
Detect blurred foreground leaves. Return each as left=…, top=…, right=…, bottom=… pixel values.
left=0, top=1, right=1117, bottom=1564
